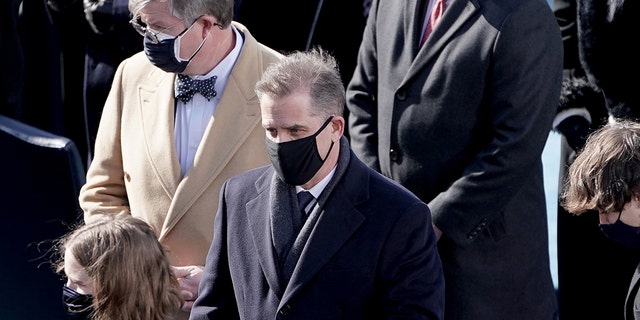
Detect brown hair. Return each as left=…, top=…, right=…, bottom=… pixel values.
left=561, top=120, right=640, bottom=215
left=54, top=215, right=183, bottom=320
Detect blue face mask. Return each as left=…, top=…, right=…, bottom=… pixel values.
left=62, top=285, right=93, bottom=319
left=599, top=214, right=640, bottom=249
left=143, top=21, right=207, bottom=73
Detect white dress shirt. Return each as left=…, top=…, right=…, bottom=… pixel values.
left=174, top=26, right=244, bottom=176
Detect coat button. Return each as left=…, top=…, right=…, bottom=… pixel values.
left=397, top=91, right=406, bottom=100
left=279, top=304, right=292, bottom=316
left=389, top=148, right=400, bottom=161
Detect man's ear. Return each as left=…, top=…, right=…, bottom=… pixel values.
left=331, top=116, right=345, bottom=138
left=200, top=16, right=223, bottom=36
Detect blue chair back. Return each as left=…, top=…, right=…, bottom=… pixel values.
left=0, top=114, right=85, bottom=320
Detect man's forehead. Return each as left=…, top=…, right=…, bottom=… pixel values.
left=262, top=117, right=306, bottom=128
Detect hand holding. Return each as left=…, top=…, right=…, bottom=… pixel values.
left=172, top=265, right=204, bottom=312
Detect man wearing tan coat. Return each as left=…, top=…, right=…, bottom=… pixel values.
left=78, top=0, right=282, bottom=318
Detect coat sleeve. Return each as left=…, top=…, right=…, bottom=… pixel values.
left=345, top=0, right=381, bottom=171
left=189, top=181, right=240, bottom=320
left=379, top=202, right=445, bottom=319
left=79, top=57, right=131, bottom=221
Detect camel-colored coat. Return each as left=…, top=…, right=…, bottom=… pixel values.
left=79, top=23, right=281, bottom=314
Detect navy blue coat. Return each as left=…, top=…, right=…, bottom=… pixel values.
left=190, top=148, right=444, bottom=319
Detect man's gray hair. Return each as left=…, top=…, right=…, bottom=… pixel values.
left=255, top=47, right=345, bottom=119
left=129, top=0, right=233, bottom=28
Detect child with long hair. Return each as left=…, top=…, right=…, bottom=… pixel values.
left=53, top=214, right=183, bottom=320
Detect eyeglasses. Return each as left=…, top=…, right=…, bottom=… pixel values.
left=129, top=16, right=223, bottom=44
left=129, top=17, right=179, bottom=44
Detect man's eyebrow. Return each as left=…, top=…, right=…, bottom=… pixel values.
left=262, top=122, right=307, bottom=131
left=285, top=124, right=305, bottom=130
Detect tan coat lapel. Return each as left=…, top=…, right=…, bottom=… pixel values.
left=138, top=68, right=182, bottom=197
left=160, top=22, right=274, bottom=238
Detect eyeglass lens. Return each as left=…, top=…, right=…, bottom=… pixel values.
left=130, top=17, right=166, bottom=43
left=130, top=17, right=147, bottom=36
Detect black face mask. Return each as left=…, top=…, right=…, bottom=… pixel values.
left=599, top=216, right=640, bottom=249
left=143, top=22, right=207, bottom=73
left=62, top=285, right=94, bottom=320
left=266, top=116, right=334, bottom=186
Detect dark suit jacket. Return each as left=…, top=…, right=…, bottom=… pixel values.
left=346, top=0, right=562, bottom=318
left=190, top=145, right=444, bottom=319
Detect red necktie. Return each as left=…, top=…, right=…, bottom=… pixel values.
left=420, top=0, right=446, bottom=46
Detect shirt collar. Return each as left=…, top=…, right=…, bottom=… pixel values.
left=190, top=24, right=244, bottom=90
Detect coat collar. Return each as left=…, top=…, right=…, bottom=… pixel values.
left=246, top=138, right=371, bottom=301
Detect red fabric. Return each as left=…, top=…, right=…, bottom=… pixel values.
left=420, top=0, right=446, bottom=46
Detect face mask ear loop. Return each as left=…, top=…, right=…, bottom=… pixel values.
left=320, top=140, right=335, bottom=162
left=315, top=116, right=335, bottom=161
left=185, top=29, right=211, bottom=61
left=174, top=17, right=208, bottom=62
left=312, top=116, right=335, bottom=137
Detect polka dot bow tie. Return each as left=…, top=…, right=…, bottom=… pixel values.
left=175, top=74, right=217, bottom=103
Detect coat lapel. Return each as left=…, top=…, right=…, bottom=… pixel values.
left=280, top=187, right=365, bottom=304
left=160, top=24, right=267, bottom=237
left=407, top=0, right=428, bottom=56
left=279, top=147, right=370, bottom=304
left=247, top=170, right=285, bottom=296
left=163, top=72, right=262, bottom=233
left=405, top=0, right=478, bottom=84
left=138, top=68, right=182, bottom=202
